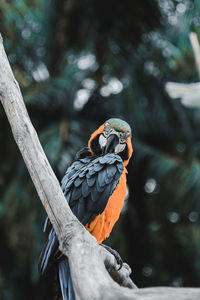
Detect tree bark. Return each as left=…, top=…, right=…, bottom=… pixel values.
left=0, top=34, right=200, bottom=299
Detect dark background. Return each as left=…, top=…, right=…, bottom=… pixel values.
left=1, top=0, right=200, bottom=299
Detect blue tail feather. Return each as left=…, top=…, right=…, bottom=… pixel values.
left=68, top=273, right=75, bottom=300
left=59, top=258, right=75, bottom=300
left=38, top=228, right=58, bottom=275
left=39, top=226, right=75, bottom=300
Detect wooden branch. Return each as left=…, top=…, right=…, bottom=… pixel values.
left=189, top=32, right=200, bottom=78
left=1, top=34, right=200, bottom=299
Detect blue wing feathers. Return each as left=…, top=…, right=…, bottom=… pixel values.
left=61, top=153, right=124, bottom=224
left=65, top=153, right=124, bottom=220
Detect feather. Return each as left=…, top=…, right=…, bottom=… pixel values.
left=86, top=175, right=96, bottom=187
left=97, top=168, right=107, bottom=187
left=39, top=229, right=58, bottom=274
left=58, top=258, right=75, bottom=300
left=82, top=180, right=91, bottom=197
left=64, top=191, right=71, bottom=203
left=74, top=177, right=84, bottom=187
left=77, top=198, right=85, bottom=221
left=80, top=157, right=91, bottom=163
left=116, top=162, right=124, bottom=173
left=64, top=179, right=74, bottom=191
left=43, top=216, right=49, bottom=233
left=94, top=163, right=104, bottom=172
left=79, top=169, right=87, bottom=178
left=61, top=174, right=70, bottom=190
left=104, top=174, right=114, bottom=185
left=59, top=260, right=68, bottom=300
left=74, top=162, right=82, bottom=171
left=106, top=165, right=117, bottom=178
left=99, top=155, right=109, bottom=164
left=88, top=166, right=96, bottom=176
left=91, top=186, right=100, bottom=203
left=96, top=179, right=106, bottom=193
left=97, top=184, right=113, bottom=211
left=71, top=186, right=82, bottom=200
left=68, top=273, right=75, bottom=300
left=107, top=156, right=117, bottom=164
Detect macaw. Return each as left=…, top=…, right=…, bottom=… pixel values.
left=38, top=118, right=133, bottom=300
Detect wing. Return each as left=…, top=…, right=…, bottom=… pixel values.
left=61, top=153, right=124, bottom=226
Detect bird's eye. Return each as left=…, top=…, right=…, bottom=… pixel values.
left=104, top=129, right=110, bottom=137
left=119, top=132, right=125, bottom=143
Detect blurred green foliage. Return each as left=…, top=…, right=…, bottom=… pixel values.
left=1, top=0, right=200, bottom=299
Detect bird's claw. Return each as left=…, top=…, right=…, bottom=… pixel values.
left=101, top=244, right=123, bottom=270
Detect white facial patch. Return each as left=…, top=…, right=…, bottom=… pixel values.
left=99, top=134, right=107, bottom=149
left=115, top=143, right=126, bottom=154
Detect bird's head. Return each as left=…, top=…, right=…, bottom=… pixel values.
left=88, top=118, right=133, bottom=166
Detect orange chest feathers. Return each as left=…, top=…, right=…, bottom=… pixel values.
left=85, top=168, right=127, bottom=244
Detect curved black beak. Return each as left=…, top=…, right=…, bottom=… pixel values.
left=104, top=134, right=119, bottom=154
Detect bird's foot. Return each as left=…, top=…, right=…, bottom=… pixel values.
left=101, top=244, right=123, bottom=270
